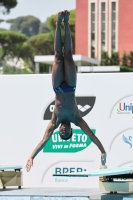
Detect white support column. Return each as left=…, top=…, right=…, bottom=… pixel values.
left=35, top=62, right=40, bottom=74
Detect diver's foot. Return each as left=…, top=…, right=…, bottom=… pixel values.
left=64, top=10, right=70, bottom=24
left=57, top=11, right=64, bottom=26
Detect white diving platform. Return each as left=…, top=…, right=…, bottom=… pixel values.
left=53, top=166, right=133, bottom=177
left=0, top=166, right=133, bottom=200
left=53, top=167, right=133, bottom=194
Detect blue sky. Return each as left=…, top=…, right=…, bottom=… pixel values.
left=0, top=0, right=76, bottom=29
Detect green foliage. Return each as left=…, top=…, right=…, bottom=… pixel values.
left=6, top=15, right=41, bottom=37
left=122, top=52, right=128, bottom=67
left=0, top=19, right=4, bottom=23
left=110, top=51, right=120, bottom=65
left=0, top=31, right=27, bottom=58
left=100, top=51, right=133, bottom=73
left=39, top=22, right=51, bottom=34
left=6, top=19, right=14, bottom=23
left=3, top=65, right=32, bottom=74
left=8, top=42, right=35, bottom=62
left=69, top=10, right=75, bottom=25
left=47, top=14, right=56, bottom=31
left=0, top=28, right=8, bottom=31
left=6, top=17, right=24, bottom=31
left=39, top=63, right=49, bottom=73
left=0, top=31, right=27, bottom=47
left=0, top=31, right=26, bottom=46
left=101, top=51, right=120, bottom=66
left=0, top=10, right=76, bottom=74
left=100, top=52, right=110, bottom=66
left=128, top=51, right=133, bottom=68
left=28, top=32, right=54, bottom=55
left=0, top=0, right=17, bottom=14
left=120, top=66, right=133, bottom=72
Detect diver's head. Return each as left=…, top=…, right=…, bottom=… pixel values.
left=59, top=122, right=72, bottom=140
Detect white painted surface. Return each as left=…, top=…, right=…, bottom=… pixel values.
left=0, top=73, right=133, bottom=188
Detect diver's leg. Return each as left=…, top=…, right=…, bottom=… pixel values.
left=52, top=11, right=64, bottom=88
left=63, top=10, right=77, bottom=87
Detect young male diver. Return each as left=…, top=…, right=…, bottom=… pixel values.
left=26, top=11, right=106, bottom=172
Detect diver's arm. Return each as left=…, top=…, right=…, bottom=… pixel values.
left=77, top=117, right=106, bottom=154
left=26, top=120, right=57, bottom=172
left=31, top=120, right=56, bottom=159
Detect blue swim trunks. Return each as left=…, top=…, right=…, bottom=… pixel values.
left=54, top=81, right=76, bottom=93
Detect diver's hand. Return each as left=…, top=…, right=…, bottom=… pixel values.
left=26, top=157, right=33, bottom=172
left=101, top=153, right=107, bottom=165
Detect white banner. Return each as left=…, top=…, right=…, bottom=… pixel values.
left=0, top=73, right=133, bottom=187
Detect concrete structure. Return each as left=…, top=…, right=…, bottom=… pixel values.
left=76, top=0, right=133, bottom=61
left=34, top=55, right=120, bottom=73
left=34, top=54, right=100, bottom=73
left=78, top=65, right=120, bottom=72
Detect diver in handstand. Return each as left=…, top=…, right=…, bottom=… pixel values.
left=26, top=10, right=106, bottom=172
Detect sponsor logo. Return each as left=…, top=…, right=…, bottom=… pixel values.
left=43, top=128, right=96, bottom=153
left=122, top=135, right=132, bottom=148
left=42, top=161, right=94, bottom=187
left=117, top=102, right=133, bottom=114
left=53, top=167, right=87, bottom=181
left=55, top=178, right=68, bottom=182
left=43, top=96, right=96, bottom=119
left=55, top=167, right=87, bottom=174
left=109, top=129, right=133, bottom=152
left=110, top=95, right=133, bottom=117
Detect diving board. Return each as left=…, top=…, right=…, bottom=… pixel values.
left=53, top=166, right=133, bottom=177
left=0, top=165, right=22, bottom=171
left=0, top=165, right=23, bottom=189
left=53, top=166, right=133, bottom=193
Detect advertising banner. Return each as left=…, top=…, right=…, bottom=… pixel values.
left=0, top=73, right=133, bottom=188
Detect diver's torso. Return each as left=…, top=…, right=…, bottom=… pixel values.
left=53, top=92, right=80, bottom=127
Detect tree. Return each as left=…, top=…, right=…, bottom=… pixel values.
left=6, top=15, right=41, bottom=37
left=0, top=0, right=17, bottom=14
left=0, top=31, right=35, bottom=73
left=4, top=42, right=35, bottom=73
left=7, top=42, right=35, bottom=65
left=0, top=19, right=4, bottom=23
left=100, top=51, right=120, bottom=66
left=28, top=32, right=54, bottom=55
left=100, top=51, right=110, bottom=66
left=110, top=51, right=120, bottom=65
left=128, top=51, right=133, bottom=68
left=39, top=22, right=51, bottom=34
left=0, top=31, right=27, bottom=58
left=0, top=28, right=8, bottom=31
left=122, top=52, right=128, bottom=67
